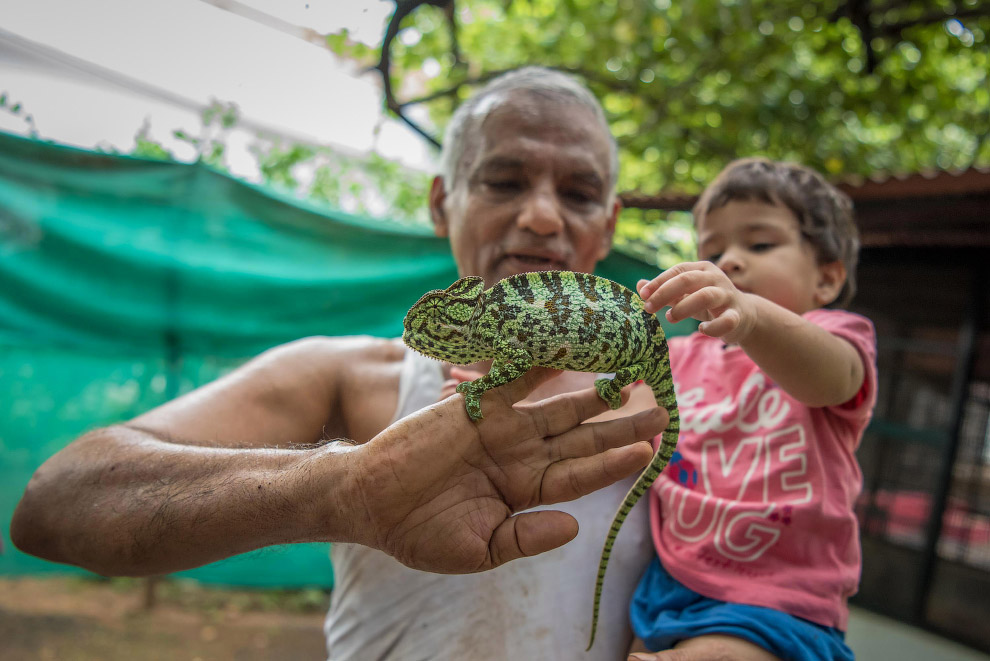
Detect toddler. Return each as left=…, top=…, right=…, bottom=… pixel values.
left=629, top=158, right=877, bottom=661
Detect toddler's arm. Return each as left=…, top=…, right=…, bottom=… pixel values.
left=638, top=262, right=864, bottom=408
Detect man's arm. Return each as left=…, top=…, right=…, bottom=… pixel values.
left=12, top=339, right=663, bottom=576
left=10, top=336, right=363, bottom=575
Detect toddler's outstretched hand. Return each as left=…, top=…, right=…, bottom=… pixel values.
left=637, top=261, right=757, bottom=344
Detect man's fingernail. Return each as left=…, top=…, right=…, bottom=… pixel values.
left=628, top=655, right=656, bottom=661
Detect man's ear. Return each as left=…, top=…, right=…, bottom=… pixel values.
left=429, top=176, right=449, bottom=238
left=596, top=196, right=621, bottom=261
left=815, top=260, right=847, bottom=307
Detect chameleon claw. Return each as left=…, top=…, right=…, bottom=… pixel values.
left=593, top=378, right=624, bottom=410
left=455, top=382, right=485, bottom=420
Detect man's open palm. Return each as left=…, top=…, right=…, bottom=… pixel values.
left=340, top=367, right=664, bottom=573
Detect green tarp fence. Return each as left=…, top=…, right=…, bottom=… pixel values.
left=0, top=131, right=683, bottom=588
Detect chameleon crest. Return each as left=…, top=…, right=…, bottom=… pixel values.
left=402, top=275, right=489, bottom=364
left=403, top=270, right=680, bottom=650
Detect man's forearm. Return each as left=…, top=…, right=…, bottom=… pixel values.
left=10, top=424, right=345, bottom=576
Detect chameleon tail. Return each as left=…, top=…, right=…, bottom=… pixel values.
left=586, top=364, right=680, bottom=651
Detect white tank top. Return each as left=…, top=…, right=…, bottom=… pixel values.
left=324, top=349, right=654, bottom=660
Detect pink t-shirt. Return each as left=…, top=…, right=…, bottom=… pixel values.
left=650, top=309, right=877, bottom=630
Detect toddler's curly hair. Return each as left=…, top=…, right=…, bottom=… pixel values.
left=692, top=157, right=860, bottom=308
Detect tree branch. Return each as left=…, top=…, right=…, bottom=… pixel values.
left=372, top=0, right=452, bottom=149
left=879, top=7, right=990, bottom=35
left=399, top=68, right=518, bottom=108
left=829, top=0, right=990, bottom=72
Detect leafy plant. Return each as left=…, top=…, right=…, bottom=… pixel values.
left=326, top=0, right=989, bottom=264
left=0, top=92, right=39, bottom=138
left=348, top=0, right=990, bottom=194
left=123, top=101, right=433, bottom=225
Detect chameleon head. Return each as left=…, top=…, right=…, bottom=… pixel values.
left=402, top=276, right=485, bottom=361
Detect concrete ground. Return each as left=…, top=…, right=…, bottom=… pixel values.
left=2, top=577, right=989, bottom=660
left=847, top=606, right=990, bottom=661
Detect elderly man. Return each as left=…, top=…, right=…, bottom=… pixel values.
left=13, top=67, right=667, bottom=659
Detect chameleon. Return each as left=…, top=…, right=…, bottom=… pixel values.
left=401, top=270, right=680, bottom=650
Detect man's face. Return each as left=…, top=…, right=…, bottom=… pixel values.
left=430, top=96, right=619, bottom=287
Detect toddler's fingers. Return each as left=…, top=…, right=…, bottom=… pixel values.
left=698, top=309, right=741, bottom=338
left=637, top=276, right=665, bottom=300
left=666, top=286, right=729, bottom=324
left=642, top=267, right=727, bottom=314
left=637, top=263, right=697, bottom=300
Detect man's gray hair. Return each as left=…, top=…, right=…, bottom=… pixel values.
left=439, top=66, right=619, bottom=196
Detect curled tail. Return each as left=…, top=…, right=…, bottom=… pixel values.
left=586, top=359, right=679, bottom=650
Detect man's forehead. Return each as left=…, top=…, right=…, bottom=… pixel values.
left=471, top=150, right=606, bottom=187
left=486, top=96, right=608, bottom=141
left=468, top=99, right=611, bottom=172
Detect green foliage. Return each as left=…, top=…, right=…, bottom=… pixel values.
left=614, top=209, right=698, bottom=269
left=251, top=137, right=432, bottom=225
left=169, top=99, right=239, bottom=169
left=132, top=119, right=174, bottom=160
left=0, top=92, right=39, bottom=138
left=119, top=101, right=432, bottom=225
left=326, top=0, right=990, bottom=264
left=255, top=140, right=317, bottom=190
left=356, top=0, right=989, bottom=191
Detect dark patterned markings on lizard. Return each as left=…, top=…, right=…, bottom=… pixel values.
left=402, top=270, right=680, bottom=650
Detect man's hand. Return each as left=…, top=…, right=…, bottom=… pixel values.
left=638, top=261, right=758, bottom=344
left=334, top=366, right=664, bottom=573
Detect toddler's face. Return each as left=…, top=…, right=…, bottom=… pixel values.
left=696, top=198, right=836, bottom=315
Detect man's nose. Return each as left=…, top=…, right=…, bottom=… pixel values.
left=517, top=188, right=564, bottom=235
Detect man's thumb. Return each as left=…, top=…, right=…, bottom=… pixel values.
left=489, top=511, right=577, bottom=567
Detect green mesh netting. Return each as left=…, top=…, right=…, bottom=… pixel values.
left=0, top=131, right=690, bottom=588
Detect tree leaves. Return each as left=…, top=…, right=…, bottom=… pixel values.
left=326, top=0, right=987, bottom=264
left=346, top=0, right=990, bottom=195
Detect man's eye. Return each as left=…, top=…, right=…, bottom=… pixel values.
left=563, top=189, right=596, bottom=204
left=485, top=180, right=521, bottom=192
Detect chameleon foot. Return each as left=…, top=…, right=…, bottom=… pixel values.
left=594, top=377, right=624, bottom=410
left=455, top=382, right=485, bottom=420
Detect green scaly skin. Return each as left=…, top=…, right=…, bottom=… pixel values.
left=402, top=270, right=680, bottom=651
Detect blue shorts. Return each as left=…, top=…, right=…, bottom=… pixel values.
left=631, top=557, right=854, bottom=661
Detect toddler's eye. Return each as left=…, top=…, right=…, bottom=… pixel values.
left=705, top=253, right=722, bottom=263
left=751, top=243, right=774, bottom=253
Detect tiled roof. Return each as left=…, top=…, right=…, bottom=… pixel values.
left=618, top=166, right=990, bottom=210
left=834, top=166, right=990, bottom=200
left=619, top=167, right=990, bottom=248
